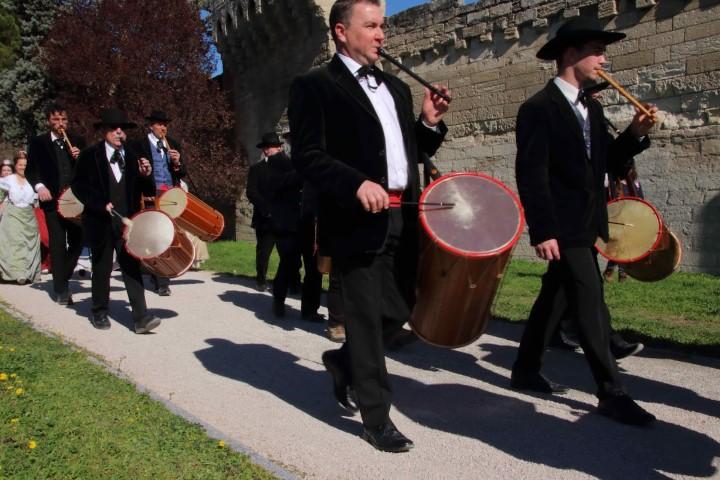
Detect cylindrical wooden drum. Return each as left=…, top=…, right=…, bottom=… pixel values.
left=411, top=173, right=525, bottom=348
left=124, top=210, right=195, bottom=278
left=57, top=187, right=84, bottom=224
left=157, top=187, right=224, bottom=241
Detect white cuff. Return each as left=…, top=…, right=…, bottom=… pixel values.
left=34, top=183, right=45, bottom=192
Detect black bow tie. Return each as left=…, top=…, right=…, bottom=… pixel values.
left=577, top=89, right=589, bottom=107
left=157, top=139, right=166, bottom=152
left=54, top=138, right=65, bottom=149
left=357, top=65, right=382, bottom=89
left=110, top=150, right=124, bottom=169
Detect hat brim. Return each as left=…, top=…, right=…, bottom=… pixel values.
left=537, top=30, right=626, bottom=60
left=145, top=117, right=171, bottom=123
left=93, top=121, right=137, bottom=129
left=256, top=141, right=284, bottom=148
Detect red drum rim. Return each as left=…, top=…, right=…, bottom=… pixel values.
left=419, top=172, right=525, bottom=258
left=596, top=197, right=664, bottom=263
left=123, top=209, right=176, bottom=261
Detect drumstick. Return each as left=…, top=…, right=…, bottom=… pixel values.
left=390, top=201, right=456, bottom=207
left=110, top=209, right=134, bottom=228
left=609, top=221, right=635, bottom=227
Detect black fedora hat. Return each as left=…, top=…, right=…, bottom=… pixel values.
left=93, top=108, right=137, bottom=129
left=537, top=16, right=625, bottom=61
left=256, top=132, right=284, bottom=148
left=145, top=110, right=171, bottom=123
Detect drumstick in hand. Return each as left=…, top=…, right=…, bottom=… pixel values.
left=110, top=209, right=134, bottom=228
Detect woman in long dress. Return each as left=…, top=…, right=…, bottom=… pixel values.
left=0, top=156, right=41, bottom=284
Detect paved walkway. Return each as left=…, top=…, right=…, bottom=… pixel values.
left=1, top=270, right=718, bottom=479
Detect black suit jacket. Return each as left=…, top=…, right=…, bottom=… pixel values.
left=288, top=54, right=447, bottom=257
left=130, top=135, right=186, bottom=189
left=27, top=131, right=87, bottom=211
left=72, top=141, right=155, bottom=247
left=246, top=152, right=302, bottom=233
left=515, top=80, right=649, bottom=249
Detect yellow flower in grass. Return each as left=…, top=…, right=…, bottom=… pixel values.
left=28, top=440, right=37, bottom=449
left=217, top=440, right=226, bottom=448
left=10, top=373, right=16, bottom=379
left=8, top=348, right=14, bottom=352
left=0, top=373, right=7, bottom=381
left=10, top=418, right=19, bottom=425
left=15, top=387, right=24, bottom=396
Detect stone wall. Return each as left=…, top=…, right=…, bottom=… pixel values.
left=383, top=0, right=720, bottom=272
left=210, top=0, right=720, bottom=273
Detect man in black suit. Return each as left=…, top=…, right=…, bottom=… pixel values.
left=288, top=0, right=449, bottom=452
left=131, top=110, right=187, bottom=296
left=27, top=103, right=86, bottom=305
left=246, top=135, right=278, bottom=292
left=72, top=108, right=160, bottom=334
left=252, top=132, right=303, bottom=317
left=511, top=17, right=658, bottom=426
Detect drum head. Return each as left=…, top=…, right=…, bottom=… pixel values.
left=596, top=197, right=663, bottom=263
left=624, top=230, right=683, bottom=282
left=58, top=188, right=84, bottom=219
left=158, top=187, right=187, bottom=219
left=125, top=210, right=175, bottom=259
left=419, top=173, right=524, bottom=258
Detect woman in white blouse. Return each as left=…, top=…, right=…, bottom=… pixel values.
left=0, top=155, right=41, bottom=284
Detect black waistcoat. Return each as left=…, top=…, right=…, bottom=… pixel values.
left=53, top=140, right=73, bottom=190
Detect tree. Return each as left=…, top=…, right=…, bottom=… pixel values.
left=43, top=0, right=244, bottom=209
left=0, top=6, right=20, bottom=69
left=0, top=0, right=62, bottom=144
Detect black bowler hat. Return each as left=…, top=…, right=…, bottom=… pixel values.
left=537, top=16, right=625, bottom=61
left=256, top=132, right=284, bottom=149
left=93, top=108, right=137, bottom=129
left=145, top=110, right=172, bottom=123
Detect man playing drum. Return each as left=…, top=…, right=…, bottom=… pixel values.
left=288, top=0, right=449, bottom=452
left=512, top=16, right=658, bottom=426
left=72, top=109, right=160, bottom=334
left=26, top=103, right=86, bottom=305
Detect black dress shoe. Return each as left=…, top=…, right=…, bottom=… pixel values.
left=597, top=394, right=656, bottom=426
left=611, top=340, right=644, bottom=360
left=157, top=287, right=171, bottom=296
left=57, top=292, right=74, bottom=306
left=134, top=315, right=161, bottom=334
left=321, top=350, right=358, bottom=412
left=272, top=299, right=286, bottom=318
left=361, top=421, right=414, bottom=453
left=387, top=328, right=419, bottom=351
left=550, top=330, right=580, bottom=351
left=90, top=312, right=111, bottom=330
left=511, top=371, right=568, bottom=394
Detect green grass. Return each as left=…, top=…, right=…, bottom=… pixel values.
left=0, top=308, right=275, bottom=480
left=206, top=240, right=720, bottom=355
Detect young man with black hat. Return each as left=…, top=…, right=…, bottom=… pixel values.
left=131, top=110, right=186, bottom=296
left=511, top=16, right=658, bottom=426
left=72, top=108, right=160, bottom=333
left=27, top=103, right=86, bottom=305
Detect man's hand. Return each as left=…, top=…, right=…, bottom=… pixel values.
left=37, top=186, right=52, bottom=202
left=168, top=149, right=181, bottom=165
left=630, top=103, right=659, bottom=138
left=421, top=84, right=451, bottom=127
left=70, top=146, right=81, bottom=159
left=138, top=157, right=153, bottom=176
left=534, top=239, right=561, bottom=261
left=356, top=180, right=389, bottom=213
left=105, top=202, right=114, bottom=213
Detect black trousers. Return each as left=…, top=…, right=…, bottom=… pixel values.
left=273, top=232, right=302, bottom=304
left=335, top=208, right=413, bottom=428
left=327, top=269, right=344, bottom=325
left=254, top=229, right=276, bottom=285
left=44, top=209, right=83, bottom=296
left=513, top=247, right=624, bottom=399
left=90, top=225, right=147, bottom=320
left=300, top=216, right=322, bottom=316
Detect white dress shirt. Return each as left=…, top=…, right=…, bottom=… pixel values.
left=337, top=53, right=409, bottom=190
left=0, top=174, right=37, bottom=208
left=105, top=142, right=124, bottom=182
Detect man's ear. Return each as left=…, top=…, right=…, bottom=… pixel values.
left=334, top=23, right=347, bottom=45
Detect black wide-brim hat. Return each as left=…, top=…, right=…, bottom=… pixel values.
left=256, top=132, right=284, bottom=148
left=145, top=110, right=171, bottom=123
left=93, top=108, right=137, bottom=129
left=537, top=16, right=626, bottom=61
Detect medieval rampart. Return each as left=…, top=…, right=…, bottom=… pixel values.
left=211, top=0, right=720, bottom=273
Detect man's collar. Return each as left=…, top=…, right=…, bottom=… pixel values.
left=337, top=52, right=366, bottom=77
left=50, top=131, right=60, bottom=142
left=554, top=76, right=581, bottom=104
left=104, top=142, right=122, bottom=161
left=148, top=132, right=161, bottom=144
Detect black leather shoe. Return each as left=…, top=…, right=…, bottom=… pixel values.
left=134, top=315, right=161, bottom=334
left=361, top=421, right=414, bottom=453
left=611, top=340, right=644, bottom=360
left=90, top=312, right=111, bottom=330
left=157, top=287, right=171, bottom=297
left=511, top=371, right=568, bottom=394
left=272, top=299, right=286, bottom=318
left=387, top=328, right=419, bottom=351
left=321, top=350, right=358, bottom=412
left=57, top=292, right=74, bottom=306
left=550, top=330, right=580, bottom=351
left=598, top=394, right=656, bottom=426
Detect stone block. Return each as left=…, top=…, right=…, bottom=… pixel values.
left=685, top=20, right=720, bottom=42
left=506, top=71, right=545, bottom=89
left=504, top=27, right=520, bottom=40
left=598, top=0, right=618, bottom=18
left=671, top=37, right=720, bottom=61
left=620, top=20, right=657, bottom=39
left=611, top=50, right=655, bottom=70
left=563, top=7, right=580, bottom=18
left=607, top=39, right=639, bottom=57
left=701, top=139, right=720, bottom=155
left=656, top=19, right=673, bottom=34
left=654, top=46, right=671, bottom=64
left=639, top=30, right=685, bottom=51
left=674, top=4, right=720, bottom=29
left=635, top=0, right=656, bottom=9
left=687, top=51, right=720, bottom=75
left=682, top=91, right=720, bottom=112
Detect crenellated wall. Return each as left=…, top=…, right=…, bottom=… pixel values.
left=210, top=0, right=720, bottom=272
